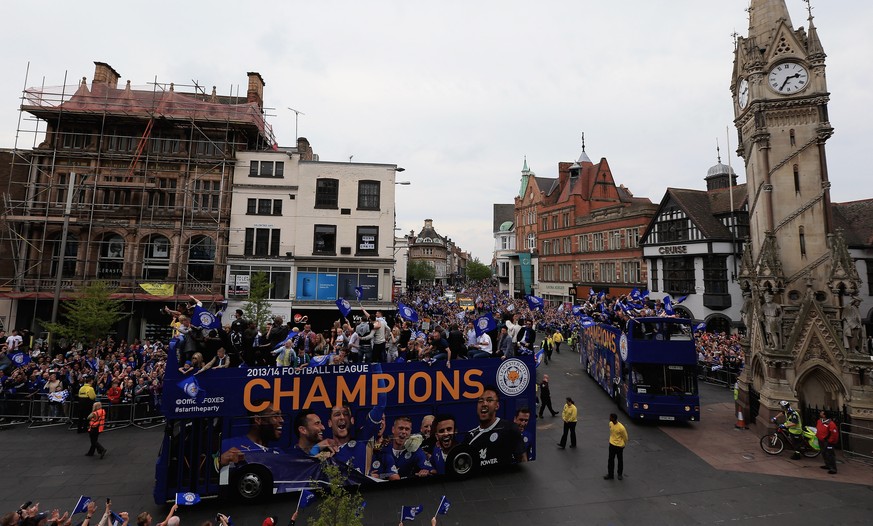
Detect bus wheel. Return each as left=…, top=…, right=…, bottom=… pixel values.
left=233, top=465, right=272, bottom=502
left=446, top=445, right=476, bottom=480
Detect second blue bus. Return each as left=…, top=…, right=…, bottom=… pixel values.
left=579, top=317, right=700, bottom=422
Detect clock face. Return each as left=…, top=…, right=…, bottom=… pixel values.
left=738, top=78, right=750, bottom=109
left=768, top=62, right=809, bottom=94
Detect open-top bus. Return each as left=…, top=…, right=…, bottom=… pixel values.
left=580, top=317, right=700, bottom=422
left=153, top=347, right=537, bottom=503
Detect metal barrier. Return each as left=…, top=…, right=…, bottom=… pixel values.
left=0, top=394, right=33, bottom=425
left=104, top=402, right=135, bottom=430
left=840, top=422, right=873, bottom=465
left=697, top=362, right=739, bottom=388
left=132, top=400, right=165, bottom=429
left=28, top=396, right=70, bottom=428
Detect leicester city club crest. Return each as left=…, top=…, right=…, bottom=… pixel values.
left=477, top=318, right=489, bottom=332
left=403, top=306, right=414, bottom=318
left=198, top=311, right=216, bottom=327
left=341, top=299, right=351, bottom=311
left=496, top=358, right=529, bottom=397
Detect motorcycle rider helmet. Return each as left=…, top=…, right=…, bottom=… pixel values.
left=779, top=400, right=790, bottom=409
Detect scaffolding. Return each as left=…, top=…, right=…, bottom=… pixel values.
left=1, top=61, right=277, bottom=334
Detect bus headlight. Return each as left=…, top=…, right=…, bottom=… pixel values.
left=684, top=406, right=691, bottom=412
left=642, top=404, right=649, bottom=410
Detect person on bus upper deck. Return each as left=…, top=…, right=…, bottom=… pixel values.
left=516, top=320, right=536, bottom=354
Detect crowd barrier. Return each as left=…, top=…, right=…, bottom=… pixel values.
left=0, top=395, right=164, bottom=430
left=697, top=362, right=740, bottom=388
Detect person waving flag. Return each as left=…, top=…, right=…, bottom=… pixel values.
left=401, top=504, right=424, bottom=521
left=525, top=295, right=544, bottom=312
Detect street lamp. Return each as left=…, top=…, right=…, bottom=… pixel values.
left=396, top=181, right=411, bottom=185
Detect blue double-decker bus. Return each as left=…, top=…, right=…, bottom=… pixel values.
left=580, top=317, right=700, bottom=422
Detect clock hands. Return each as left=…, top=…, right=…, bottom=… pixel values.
left=780, top=73, right=801, bottom=90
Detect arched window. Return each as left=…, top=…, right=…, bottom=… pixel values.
left=188, top=236, right=215, bottom=282
left=98, top=234, right=125, bottom=278
left=142, top=235, right=171, bottom=280
left=50, top=234, right=78, bottom=278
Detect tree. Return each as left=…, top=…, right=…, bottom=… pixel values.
left=307, top=462, right=365, bottom=526
left=41, top=281, right=127, bottom=343
left=407, top=260, right=436, bottom=284
left=466, top=258, right=493, bottom=281
left=242, top=272, right=273, bottom=331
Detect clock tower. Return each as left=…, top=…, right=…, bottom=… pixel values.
left=733, top=1, right=873, bottom=426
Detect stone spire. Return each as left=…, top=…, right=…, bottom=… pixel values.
left=747, top=0, right=793, bottom=48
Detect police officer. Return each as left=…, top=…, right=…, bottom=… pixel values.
left=773, top=400, right=803, bottom=459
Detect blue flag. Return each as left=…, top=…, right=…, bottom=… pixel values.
left=474, top=313, right=496, bottom=336
left=675, top=295, right=688, bottom=304
left=72, top=496, right=92, bottom=515
left=308, top=354, right=332, bottom=367
left=355, top=286, right=364, bottom=301
left=571, top=304, right=584, bottom=317
left=588, top=287, right=595, bottom=298
left=175, top=492, right=201, bottom=506
left=694, top=321, right=707, bottom=332
left=398, top=302, right=419, bottom=322
left=437, top=495, right=451, bottom=515
left=110, top=512, right=124, bottom=526
left=177, top=376, right=205, bottom=402
left=641, top=289, right=650, bottom=299
left=630, top=288, right=641, bottom=301
left=336, top=298, right=352, bottom=318
left=10, top=352, right=31, bottom=367
left=663, top=296, right=675, bottom=316
left=401, top=505, right=424, bottom=521
left=299, top=489, right=317, bottom=510
left=535, top=348, right=545, bottom=368
left=192, top=305, right=221, bottom=330
left=525, top=295, right=544, bottom=312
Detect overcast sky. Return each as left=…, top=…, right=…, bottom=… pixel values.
left=2, top=1, right=871, bottom=262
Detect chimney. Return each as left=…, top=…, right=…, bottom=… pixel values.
left=93, top=61, right=120, bottom=89
left=424, top=219, right=434, bottom=229
left=246, top=72, right=265, bottom=109
left=296, top=137, right=314, bottom=161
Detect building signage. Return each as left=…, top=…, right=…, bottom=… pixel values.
left=658, top=245, right=688, bottom=255
left=359, top=234, right=375, bottom=251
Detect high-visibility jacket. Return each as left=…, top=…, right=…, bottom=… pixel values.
left=89, top=408, right=106, bottom=432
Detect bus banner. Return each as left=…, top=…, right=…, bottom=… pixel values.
left=156, top=354, right=537, bottom=502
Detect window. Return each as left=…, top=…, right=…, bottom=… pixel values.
left=579, top=263, right=595, bottom=282
left=501, top=236, right=509, bottom=250
left=542, top=218, right=548, bottom=230
left=542, top=240, right=550, bottom=255
left=799, top=226, right=806, bottom=257
left=793, top=165, right=800, bottom=194
left=610, top=231, right=621, bottom=250
left=356, top=226, right=379, bottom=256
left=142, top=235, right=170, bottom=280
left=579, top=234, right=589, bottom=253
left=657, top=218, right=689, bottom=242
left=664, top=257, right=695, bottom=295
left=593, top=232, right=604, bottom=251
left=313, top=225, right=337, bottom=255
left=188, top=236, right=216, bottom=281
left=560, top=264, right=572, bottom=282
left=98, top=234, right=125, bottom=278
left=563, top=213, right=570, bottom=228
left=650, top=260, right=659, bottom=292
left=357, top=180, right=381, bottom=210
left=244, top=228, right=281, bottom=257
left=564, top=237, right=571, bottom=254
left=553, top=239, right=560, bottom=255
left=249, top=160, right=285, bottom=178
left=315, top=179, right=339, bottom=208
left=866, top=259, right=873, bottom=295
left=552, top=216, right=558, bottom=229
left=600, top=262, right=616, bottom=283
left=622, top=261, right=641, bottom=284
left=193, top=180, right=220, bottom=212
left=149, top=178, right=177, bottom=209
left=247, top=199, right=282, bottom=216
left=702, top=256, right=728, bottom=295
left=625, top=228, right=640, bottom=249
left=50, top=234, right=78, bottom=278
left=526, top=233, right=536, bottom=250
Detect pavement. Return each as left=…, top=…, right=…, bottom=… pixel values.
left=1, top=346, right=871, bottom=525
